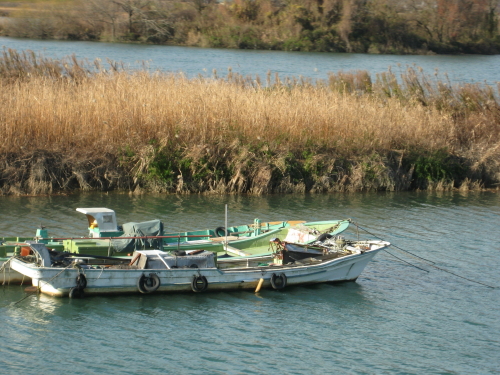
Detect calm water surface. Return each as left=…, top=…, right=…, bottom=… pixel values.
left=1, top=36, right=499, bottom=84
left=1, top=191, right=499, bottom=374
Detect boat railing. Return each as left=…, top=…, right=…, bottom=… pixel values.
left=13, top=234, right=222, bottom=255
left=39, top=234, right=216, bottom=241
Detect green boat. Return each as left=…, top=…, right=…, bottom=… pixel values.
left=66, top=208, right=350, bottom=256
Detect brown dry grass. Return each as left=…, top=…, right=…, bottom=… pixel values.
left=0, top=67, right=470, bottom=155
left=1, top=49, right=499, bottom=194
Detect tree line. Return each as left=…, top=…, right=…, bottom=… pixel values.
left=1, top=0, right=499, bottom=54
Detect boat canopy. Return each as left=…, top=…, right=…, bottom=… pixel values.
left=112, top=220, right=164, bottom=253
left=76, top=208, right=119, bottom=234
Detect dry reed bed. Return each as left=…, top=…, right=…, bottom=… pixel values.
left=1, top=49, right=499, bottom=194
left=0, top=73, right=464, bottom=154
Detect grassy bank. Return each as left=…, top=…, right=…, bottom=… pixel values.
left=1, top=49, right=499, bottom=195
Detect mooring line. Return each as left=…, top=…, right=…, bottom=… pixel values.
left=9, top=261, right=78, bottom=305
left=352, top=222, right=436, bottom=264
left=1, top=257, right=14, bottom=286
left=425, top=263, right=496, bottom=289
left=13, top=293, right=35, bottom=305
left=352, top=221, right=497, bottom=289
left=382, top=249, right=429, bottom=273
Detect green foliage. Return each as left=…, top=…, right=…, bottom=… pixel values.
left=231, top=0, right=260, bottom=22
left=283, top=153, right=300, bottom=182
left=410, top=149, right=466, bottom=187
left=229, top=26, right=264, bottom=49
left=273, top=151, right=317, bottom=186
left=282, top=37, right=314, bottom=52
left=119, top=145, right=135, bottom=163
left=184, top=152, right=233, bottom=183
left=144, top=142, right=191, bottom=185
left=302, top=149, right=323, bottom=176
left=294, top=6, right=314, bottom=31
left=207, top=35, right=225, bottom=48
left=362, top=161, right=377, bottom=182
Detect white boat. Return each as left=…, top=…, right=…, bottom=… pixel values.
left=0, top=260, right=26, bottom=285
left=9, top=238, right=390, bottom=298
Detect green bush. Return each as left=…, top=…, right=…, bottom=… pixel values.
left=410, top=149, right=466, bottom=188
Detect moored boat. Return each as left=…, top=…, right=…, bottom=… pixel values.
left=0, top=209, right=351, bottom=284
left=1, top=207, right=351, bottom=257
left=70, top=207, right=351, bottom=255
left=9, top=237, right=390, bottom=297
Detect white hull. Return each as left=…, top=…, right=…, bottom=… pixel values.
left=10, top=242, right=388, bottom=297
left=1, top=259, right=31, bottom=285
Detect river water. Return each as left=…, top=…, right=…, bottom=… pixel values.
left=1, top=36, right=500, bottom=85
left=1, top=191, right=499, bottom=374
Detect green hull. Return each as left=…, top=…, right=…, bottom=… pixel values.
left=1, top=219, right=350, bottom=258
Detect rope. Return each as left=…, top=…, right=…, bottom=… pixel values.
left=2, top=257, right=83, bottom=305
left=12, top=293, right=34, bottom=305
left=352, top=222, right=435, bottom=264
left=0, top=256, right=13, bottom=272
left=382, top=249, right=429, bottom=273
left=425, top=263, right=496, bottom=289
left=32, top=261, right=78, bottom=293
left=352, top=221, right=496, bottom=289
left=1, top=257, right=14, bottom=286
left=45, top=262, right=78, bottom=285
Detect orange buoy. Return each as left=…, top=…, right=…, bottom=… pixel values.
left=20, top=246, right=31, bottom=256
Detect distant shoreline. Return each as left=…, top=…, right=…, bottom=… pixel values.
left=1, top=0, right=499, bottom=56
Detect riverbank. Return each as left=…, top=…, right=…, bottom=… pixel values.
left=1, top=0, right=500, bottom=55
left=1, top=49, right=499, bottom=196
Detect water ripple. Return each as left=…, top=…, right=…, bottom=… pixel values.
left=1, top=191, right=500, bottom=374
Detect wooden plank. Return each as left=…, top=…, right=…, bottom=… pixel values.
left=224, top=245, right=250, bottom=257
left=209, top=236, right=239, bottom=242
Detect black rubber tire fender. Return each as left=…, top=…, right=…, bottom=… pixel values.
left=76, top=274, right=87, bottom=289
left=215, top=226, right=228, bottom=237
left=69, top=287, right=84, bottom=299
left=144, top=273, right=161, bottom=293
left=191, top=275, right=208, bottom=292
left=137, top=273, right=161, bottom=294
left=270, top=273, right=287, bottom=290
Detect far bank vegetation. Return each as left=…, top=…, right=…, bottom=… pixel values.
left=1, top=0, right=500, bottom=54
left=1, top=49, right=499, bottom=195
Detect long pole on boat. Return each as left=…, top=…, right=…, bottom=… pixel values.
left=224, top=204, right=228, bottom=253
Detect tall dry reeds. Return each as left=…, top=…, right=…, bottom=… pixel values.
left=1, top=49, right=499, bottom=194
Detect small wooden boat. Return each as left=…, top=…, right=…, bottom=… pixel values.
left=1, top=208, right=351, bottom=257
left=9, top=238, right=390, bottom=297
left=70, top=208, right=351, bottom=255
